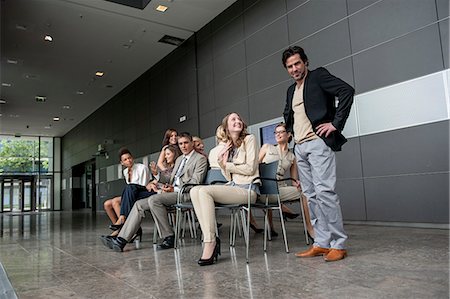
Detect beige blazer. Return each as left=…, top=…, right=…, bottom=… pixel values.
left=170, top=150, right=208, bottom=188
left=222, top=134, right=259, bottom=185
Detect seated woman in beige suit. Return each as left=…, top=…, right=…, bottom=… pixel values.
left=252, top=122, right=314, bottom=240
left=191, top=112, right=259, bottom=266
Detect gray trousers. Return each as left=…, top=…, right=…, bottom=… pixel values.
left=118, top=192, right=178, bottom=241
left=294, top=138, right=347, bottom=249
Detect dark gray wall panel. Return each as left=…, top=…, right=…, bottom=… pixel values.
left=437, top=0, right=449, bottom=18
left=346, top=0, right=381, bottom=15
left=198, top=61, right=214, bottom=91
left=353, top=24, right=443, bottom=93
left=364, top=173, right=449, bottom=223
left=197, top=37, right=213, bottom=67
left=199, top=87, right=215, bottom=115
left=245, top=17, right=289, bottom=65
left=213, top=42, right=246, bottom=80
left=299, top=20, right=351, bottom=68
left=199, top=110, right=217, bottom=138
left=336, top=178, right=366, bottom=221
left=213, top=15, right=244, bottom=55
left=336, top=137, right=363, bottom=179
left=286, top=0, right=317, bottom=14
left=360, top=121, right=449, bottom=177
left=248, top=82, right=290, bottom=124
left=149, top=109, right=168, bottom=142
left=287, top=0, right=347, bottom=43
left=247, top=54, right=289, bottom=95
left=439, top=19, right=449, bottom=69
left=215, top=98, right=249, bottom=126
left=214, top=70, right=248, bottom=108
left=324, top=57, right=355, bottom=89
left=349, top=0, right=437, bottom=52
left=243, top=0, right=286, bottom=37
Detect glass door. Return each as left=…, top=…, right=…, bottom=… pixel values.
left=0, top=177, right=34, bottom=212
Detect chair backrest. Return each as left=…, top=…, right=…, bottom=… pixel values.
left=258, top=161, right=279, bottom=196
left=204, top=168, right=227, bottom=185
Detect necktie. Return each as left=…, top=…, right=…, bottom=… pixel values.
left=128, top=167, right=132, bottom=183
left=174, top=156, right=187, bottom=179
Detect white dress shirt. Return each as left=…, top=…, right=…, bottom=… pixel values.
left=123, top=163, right=150, bottom=187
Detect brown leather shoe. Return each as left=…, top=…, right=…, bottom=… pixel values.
left=295, top=246, right=330, bottom=257
left=324, top=249, right=347, bottom=262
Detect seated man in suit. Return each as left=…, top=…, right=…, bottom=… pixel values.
left=101, top=132, right=208, bottom=252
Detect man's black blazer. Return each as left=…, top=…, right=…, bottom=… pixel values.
left=283, top=67, right=355, bottom=151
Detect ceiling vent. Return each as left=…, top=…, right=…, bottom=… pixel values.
left=105, top=0, right=151, bottom=10
left=158, top=35, right=185, bottom=46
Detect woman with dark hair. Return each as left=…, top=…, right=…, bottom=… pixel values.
left=157, top=129, right=178, bottom=171
left=148, top=144, right=181, bottom=193
left=190, top=112, right=259, bottom=266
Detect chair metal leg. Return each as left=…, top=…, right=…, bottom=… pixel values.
left=174, top=208, right=182, bottom=249
left=153, top=225, right=158, bottom=244
left=278, top=200, right=289, bottom=253
left=298, top=195, right=310, bottom=245
left=190, top=210, right=197, bottom=239
left=263, top=209, right=269, bottom=251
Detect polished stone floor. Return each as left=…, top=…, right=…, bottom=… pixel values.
left=0, top=210, right=448, bottom=299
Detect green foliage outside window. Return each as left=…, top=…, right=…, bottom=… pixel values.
left=0, top=139, right=50, bottom=174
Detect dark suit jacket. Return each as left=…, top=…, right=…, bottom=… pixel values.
left=283, top=67, right=354, bottom=151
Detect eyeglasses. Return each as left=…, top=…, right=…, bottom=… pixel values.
left=274, top=130, right=286, bottom=135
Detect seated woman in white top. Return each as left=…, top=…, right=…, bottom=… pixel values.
left=190, top=112, right=259, bottom=266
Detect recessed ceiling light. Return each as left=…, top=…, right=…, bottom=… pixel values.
left=44, top=35, right=53, bottom=42
left=9, top=114, right=19, bottom=118
left=7, top=59, right=18, bottom=64
left=76, top=91, right=84, bottom=95
left=95, top=71, right=104, bottom=77
left=1, top=83, right=12, bottom=87
left=53, top=117, right=60, bottom=121
left=35, top=95, right=46, bottom=102
left=0, top=99, right=6, bottom=104
left=156, top=5, right=168, bottom=12
left=44, top=125, right=52, bottom=129
left=62, top=105, right=71, bottom=109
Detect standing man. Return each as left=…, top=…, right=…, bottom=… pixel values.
left=101, top=132, right=208, bottom=252
left=282, top=46, right=354, bottom=262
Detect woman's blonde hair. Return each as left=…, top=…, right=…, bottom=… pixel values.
left=220, top=112, right=248, bottom=148
left=215, top=125, right=227, bottom=144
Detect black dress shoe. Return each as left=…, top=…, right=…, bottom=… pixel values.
left=270, top=230, right=278, bottom=237
left=109, top=223, right=123, bottom=231
left=157, top=235, right=175, bottom=250
left=100, top=235, right=114, bottom=249
left=110, top=237, right=128, bottom=252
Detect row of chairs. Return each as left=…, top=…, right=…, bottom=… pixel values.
left=165, top=161, right=310, bottom=263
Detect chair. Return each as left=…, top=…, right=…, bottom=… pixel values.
left=207, top=169, right=242, bottom=246
left=173, top=168, right=228, bottom=249
left=240, top=161, right=308, bottom=262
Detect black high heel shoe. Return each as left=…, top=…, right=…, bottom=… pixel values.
left=109, top=223, right=124, bottom=231
left=250, top=223, right=264, bottom=234
left=129, top=227, right=142, bottom=243
left=198, top=237, right=221, bottom=266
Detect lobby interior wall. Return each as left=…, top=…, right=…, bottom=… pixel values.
left=61, top=0, right=449, bottom=224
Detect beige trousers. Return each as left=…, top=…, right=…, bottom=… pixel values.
left=190, top=185, right=257, bottom=242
